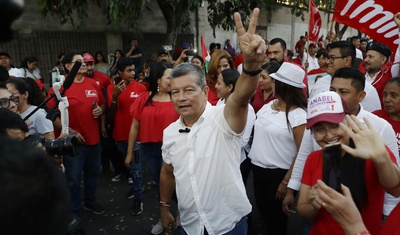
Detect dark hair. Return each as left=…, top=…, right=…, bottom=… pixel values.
left=220, top=69, right=240, bottom=93
left=341, top=139, right=368, bottom=211
left=0, top=66, right=9, bottom=83
left=0, top=136, right=69, bottom=235
left=329, top=41, right=356, bottom=66
left=55, top=52, right=65, bottom=66
left=146, top=61, right=173, bottom=106
left=269, top=38, right=287, bottom=51
left=0, top=108, right=28, bottom=135
left=94, top=51, right=107, bottom=64
left=20, top=56, right=38, bottom=69
left=191, top=54, right=204, bottom=65
left=332, top=67, right=365, bottom=92
left=316, top=50, right=328, bottom=59
left=209, top=43, right=216, bottom=52
left=261, top=61, right=281, bottom=74
left=385, top=76, right=400, bottom=87
left=116, top=57, right=135, bottom=72
left=6, top=78, right=44, bottom=106
left=61, top=50, right=82, bottom=73
left=273, top=80, right=307, bottom=130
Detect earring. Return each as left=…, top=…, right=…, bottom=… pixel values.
left=157, top=85, right=160, bottom=92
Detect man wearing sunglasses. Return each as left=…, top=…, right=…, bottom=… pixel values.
left=0, top=85, right=18, bottom=113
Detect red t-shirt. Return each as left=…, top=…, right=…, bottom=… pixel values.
left=107, top=80, right=147, bottom=141
left=47, top=78, right=105, bottom=145
left=251, top=86, right=274, bottom=113
left=85, top=70, right=111, bottom=91
left=379, top=203, right=400, bottom=234
left=373, top=110, right=400, bottom=153
left=302, top=149, right=397, bottom=235
left=130, top=92, right=179, bottom=143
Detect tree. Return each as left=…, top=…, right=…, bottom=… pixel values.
left=38, top=0, right=342, bottom=47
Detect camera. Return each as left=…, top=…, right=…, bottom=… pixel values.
left=25, top=133, right=78, bottom=157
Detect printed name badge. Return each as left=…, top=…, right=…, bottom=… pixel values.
left=85, top=90, right=98, bottom=98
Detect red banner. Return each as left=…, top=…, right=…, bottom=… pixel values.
left=309, top=0, right=322, bottom=42
left=333, top=0, right=400, bottom=54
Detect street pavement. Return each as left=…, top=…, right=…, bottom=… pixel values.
left=81, top=161, right=303, bottom=235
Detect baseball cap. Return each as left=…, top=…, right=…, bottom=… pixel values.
left=269, top=62, right=306, bottom=88
left=306, top=91, right=347, bottom=129
left=83, top=53, right=95, bottom=63
left=366, top=41, right=392, bottom=58
left=158, top=50, right=168, bottom=56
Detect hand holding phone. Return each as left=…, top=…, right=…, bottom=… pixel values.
left=322, top=143, right=342, bottom=192
left=114, top=76, right=122, bottom=85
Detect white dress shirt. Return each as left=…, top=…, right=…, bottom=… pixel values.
left=162, top=102, right=251, bottom=235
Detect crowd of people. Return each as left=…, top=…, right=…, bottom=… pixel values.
left=1, top=7, right=400, bottom=235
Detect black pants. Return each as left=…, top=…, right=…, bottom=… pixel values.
left=252, top=164, right=288, bottom=235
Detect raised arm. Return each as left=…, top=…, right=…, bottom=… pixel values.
left=225, top=8, right=266, bottom=134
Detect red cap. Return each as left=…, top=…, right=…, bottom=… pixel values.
left=83, top=53, right=95, bottom=63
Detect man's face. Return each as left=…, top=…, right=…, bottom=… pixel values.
left=119, top=65, right=135, bottom=82
left=364, top=50, right=386, bottom=74
left=158, top=53, right=168, bottom=62
left=0, top=55, right=12, bottom=70
left=267, top=43, right=286, bottom=64
left=330, top=77, right=365, bottom=115
left=352, top=39, right=360, bottom=48
left=309, top=45, right=317, bottom=56
left=0, top=89, right=18, bottom=113
left=85, top=61, right=95, bottom=77
left=170, top=74, right=208, bottom=125
left=131, top=40, right=138, bottom=47
left=326, top=48, right=348, bottom=76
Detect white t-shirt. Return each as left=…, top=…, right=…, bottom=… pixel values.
left=301, top=53, right=320, bottom=73
left=310, top=74, right=381, bottom=112
left=249, top=100, right=307, bottom=169
left=162, top=102, right=251, bottom=235
left=20, top=105, right=54, bottom=135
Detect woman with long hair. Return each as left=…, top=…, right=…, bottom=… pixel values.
left=110, top=49, right=124, bottom=74
left=251, top=61, right=280, bottom=113
left=94, top=51, right=111, bottom=75
left=20, top=56, right=42, bottom=81
left=249, top=62, right=308, bottom=235
left=6, top=77, right=54, bottom=140
left=125, top=61, right=179, bottom=234
left=207, top=49, right=234, bottom=105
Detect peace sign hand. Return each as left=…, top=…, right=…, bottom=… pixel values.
left=234, top=8, right=266, bottom=71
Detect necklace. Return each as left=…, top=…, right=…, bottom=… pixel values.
left=272, top=100, right=280, bottom=115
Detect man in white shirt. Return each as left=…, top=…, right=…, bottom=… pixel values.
left=301, top=42, right=320, bottom=73
left=310, top=41, right=381, bottom=112
left=159, top=8, right=265, bottom=235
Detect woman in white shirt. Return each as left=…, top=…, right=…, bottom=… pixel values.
left=249, top=62, right=307, bottom=235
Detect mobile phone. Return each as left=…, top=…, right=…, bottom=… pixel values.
left=186, top=50, right=195, bottom=56
left=114, top=76, right=122, bottom=85
left=92, top=101, right=98, bottom=109
left=322, top=142, right=342, bottom=192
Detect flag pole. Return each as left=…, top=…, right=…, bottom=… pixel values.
left=306, top=0, right=311, bottom=67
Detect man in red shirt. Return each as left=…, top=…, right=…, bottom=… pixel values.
left=83, top=53, right=111, bottom=91
left=107, top=57, right=147, bottom=215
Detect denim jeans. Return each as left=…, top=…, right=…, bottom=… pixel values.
left=141, top=142, right=163, bottom=186
left=63, top=143, right=102, bottom=214
left=116, top=140, right=142, bottom=199
left=180, top=216, right=248, bottom=235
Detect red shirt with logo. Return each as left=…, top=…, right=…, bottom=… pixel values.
left=85, top=70, right=111, bottom=91
left=107, top=80, right=147, bottom=141
left=47, top=78, right=105, bottom=145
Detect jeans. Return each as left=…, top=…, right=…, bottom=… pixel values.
left=180, top=216, right=248, bottom=235
left=63, top=143, right=102, bottom=214
left=141, top=142, right=163, bottom=186
left=116, top=140, right=142, bottom=199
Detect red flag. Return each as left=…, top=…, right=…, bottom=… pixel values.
left=333, top=0, right=400, bottom=55
left=308, top=0, right=322, bottom=42
left=200, top=35, right=210, bottom=62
